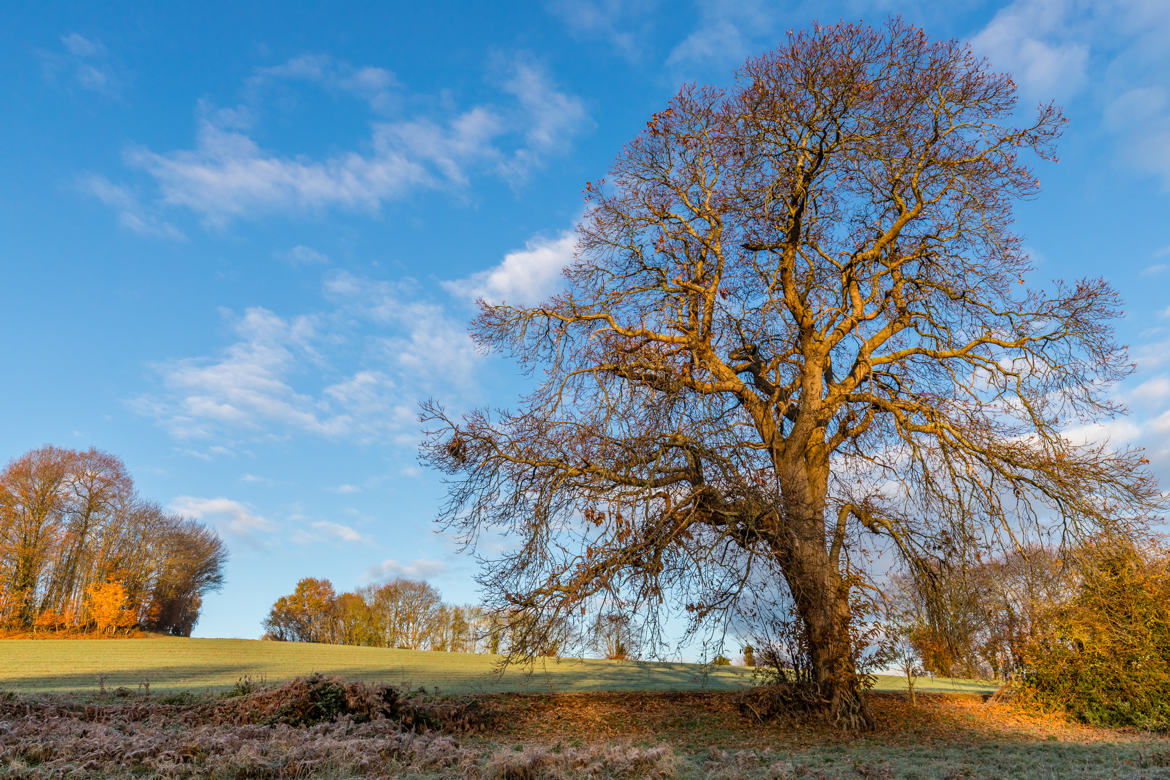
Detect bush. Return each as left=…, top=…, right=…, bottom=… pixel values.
left=1018, top=538, right=1170, bottom=730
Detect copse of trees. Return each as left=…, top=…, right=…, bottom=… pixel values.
left=0, top=445, right=227, bottom=636
left=262, top=576, right=491, bottom=652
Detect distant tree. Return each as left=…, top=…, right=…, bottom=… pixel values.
left=889, top=546, right=1070, bottom=679
left=742, top=644, right=755, bottom=667
left=590, top=612, right=638, bottom=660
left=0, top=446, right=226, bottom=635
left=86, top=579, right=134, bottom=635
left=0, top=446, right=70, bottom=626
left=263, top=578, right=339, bottom=643
left=146, top=519, right=227, bottom=636
left=423, top=19, right=1161, bottom=727
left=335, top=591, right=376, bottom=647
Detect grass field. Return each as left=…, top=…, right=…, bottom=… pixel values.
left=3, top=638, right=1167, bottom=779
left=0, top=636, right=997, bottom=696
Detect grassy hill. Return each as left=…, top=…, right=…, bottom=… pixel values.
left=0, top=636, right=996, bottom=696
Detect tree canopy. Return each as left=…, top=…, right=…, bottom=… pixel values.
left=423, top=19, right=1162, bottom=728
left=0, top=445, right=227, bottom=636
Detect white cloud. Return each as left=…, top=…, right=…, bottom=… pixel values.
left=969, top=0, right=1089, bottom=102
left=79, top=175, right=185, bottom=240
left=1151, top=408, right=1170, bottom=436
left=61, top=32, right=104, bottom=58
left=1132, top=375, right=1170, bottom=406
left=1142, top=263, right=1169, bottom=276
left=1136, top=337, right=1170, bottom=371
left=665, top=0, right=779, bottom=74
left=148, top=306, right=342, bottom=438
left=249, top=54, right=399, bottom=113
left=968, top=1, right=1170, bottom=188
left=239, top=473, right=272, bottom=484
left=495, top=58, right=591, bottom=179
left=331, top=483, right=361, bottom=494
left=1060, top=419, right=1142, bottom=447
left=308, top=520, right=373, bottom=545
left=138, top=272, right=480, bottom=446
left=279, top=245, right=329, bottom=265
left=363, top=558, right=447, bottom=583
left=169, top=495, right=275, bottom=538
left=43, top=33, right=118, bottom=93
left=443, top=230, right=576, bottom=306
left=126, top=119, right=433, bottom=226
left=545, top=0, right=657, bottom=61
left=1104, top=86, right=1170, bottom=185
left=112, top=54, right=589, bottom=227
left=324, top=271, right=482, bottom=385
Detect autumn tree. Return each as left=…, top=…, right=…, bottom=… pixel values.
left=1020, top=536, right=1170, bottom=728
left=422, top=19, right=1161, bottom=728
left=0, top=445, right=227, bottom=635
left=86, top=579, right=135, bottom=635
left=262, top=577, right=340, bottom=643
left=262, top=577, right=477, bottom=651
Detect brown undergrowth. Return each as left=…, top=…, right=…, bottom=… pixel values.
left=1, top=678, right=1167, bottom=778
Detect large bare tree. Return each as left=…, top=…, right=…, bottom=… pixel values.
left=422, top=20, right=1161, bottom=727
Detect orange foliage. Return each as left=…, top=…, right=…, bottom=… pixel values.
left=86, top=580, right=135, bottom=635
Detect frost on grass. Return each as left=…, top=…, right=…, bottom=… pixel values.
left=2, top=683, right=1170, bottom=778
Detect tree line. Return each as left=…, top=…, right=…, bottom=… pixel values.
left=263, top=576, right=643, bottom=660
left=262, top=577, right=491, bottom=652
left=0, top=445, right=227, bottom=636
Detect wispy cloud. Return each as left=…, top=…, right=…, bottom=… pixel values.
left=42, top=33, right=120, bottom=93
left=494, top=57, right=591, bottom=180
left=78, top=174, right=185, bottom=240
left=292, top=520, right=374, bottom=546
left=169, top=495, right=275, bottom=539
left=665, top=0, right=778, bottom=75
left=126, top=118, right=432, bottom=226
left=968, top=0, right=1170, bottom=188
left=108, top=54, right=589, bottom=229
left=323, top=270, right=481, bottom=387
left=544, top=0, right=658, bottom=61
left=248, top=54, right=399, bottom=113
left=278, top=245, right=330, bottom=265
left=363, top=558, right=446, bottom=583
left=137, top=271, right=479, bottom=447
left=969, top=0, right=1089, bottom=102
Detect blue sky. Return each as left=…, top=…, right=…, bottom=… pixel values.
left=1, top=0, right=1168, bottom=641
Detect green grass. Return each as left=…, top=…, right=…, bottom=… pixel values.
left=0, top=636, right=995, bottom=696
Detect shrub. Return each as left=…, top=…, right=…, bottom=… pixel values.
left=1018, top=538, right=1170, bottom=730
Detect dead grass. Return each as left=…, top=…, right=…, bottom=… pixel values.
left=1, top=679, right=1168, bottom=778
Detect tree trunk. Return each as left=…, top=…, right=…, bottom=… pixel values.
left=782, top=537, right=875, bottom=730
